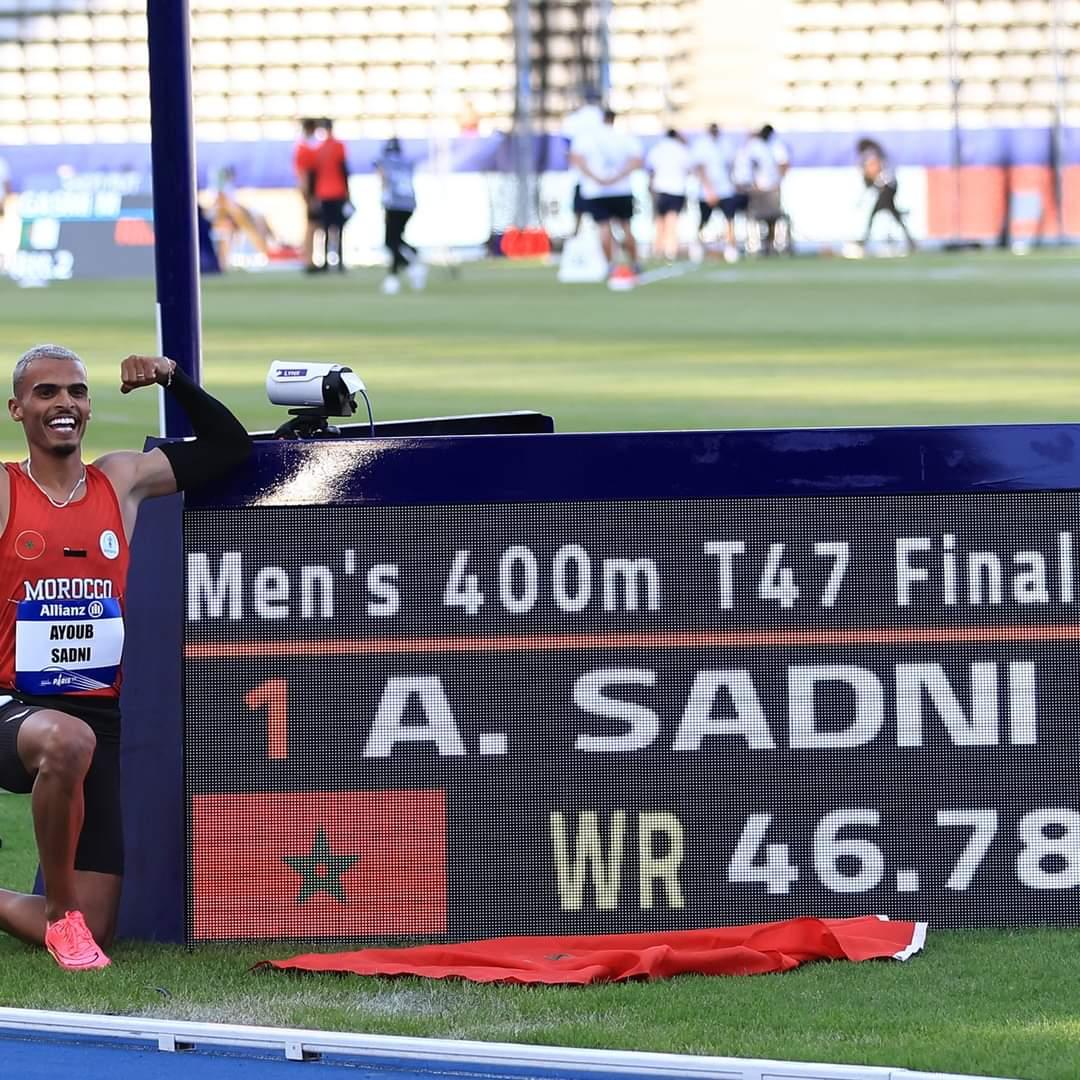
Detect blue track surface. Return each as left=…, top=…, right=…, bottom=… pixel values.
left=0, top=1031, right=683, bottom=1080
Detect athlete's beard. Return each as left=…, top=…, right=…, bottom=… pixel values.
left=46, top=441, right=80, bottom=458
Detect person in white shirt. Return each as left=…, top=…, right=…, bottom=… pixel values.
left=645, top=130, right=690, bottom=262
left=742, top=124, right=790, bottom=255
left=561, top=90, right=605, bottom=236
left=569, top=108, right=644, bottom=277
left=690, top=123, right=744, bottom=262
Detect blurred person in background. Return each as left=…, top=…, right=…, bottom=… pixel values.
left=209, top=166, right=276, bottom=269
left=293, top=118, right=322, bottom=272
left=645, top=129, right=690, bottom=262
left=459, top=100, right=480, bottom=136
left=856, top=137, right=915, bottom=253
left=561, top=87, right=605, bottom=236
left=742, top=124, right=789, bottom=255
left=315, top=119, right=351, bottom=272
left=691, top=123, right=744, bottom=263
left=568, top=108, right=643, bottom=280
left=375, top=137, right=426, bottom=295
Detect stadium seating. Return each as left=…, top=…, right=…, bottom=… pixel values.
left=779, top=0, right=1078, bottom=130
left=0, top=0, right=691, bottom=145
left=0, top=0, right=1073, bottom=146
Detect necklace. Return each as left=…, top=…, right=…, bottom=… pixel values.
left=24, top=460, right=86, bottom=508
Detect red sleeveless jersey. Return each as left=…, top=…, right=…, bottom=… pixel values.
left=0, top=462, right=129, bottom=699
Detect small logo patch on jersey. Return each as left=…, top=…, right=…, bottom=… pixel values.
left=15, top=530, right=45, bottom=561
left=99, top=530, right=120, bottom=560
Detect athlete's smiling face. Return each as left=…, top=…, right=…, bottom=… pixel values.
left=9, top=353, right=91, bottom=457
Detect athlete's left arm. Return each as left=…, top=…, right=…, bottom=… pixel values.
left=95, top=355, right=252, bottom=532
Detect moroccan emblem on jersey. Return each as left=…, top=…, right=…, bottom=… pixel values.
left=14, top=530, right=45, bottom=561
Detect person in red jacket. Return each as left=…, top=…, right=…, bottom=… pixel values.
left=0, top=344, right=250, bottom=969
left=314, top=118, right=351, bottom=272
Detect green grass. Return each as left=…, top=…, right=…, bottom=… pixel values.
left=1, top=251, right=1079, bottom=460
left=2, top=251, right=1080, bottom=1079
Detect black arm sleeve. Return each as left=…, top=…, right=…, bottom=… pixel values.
left=157, top=366, right=253, bottom=492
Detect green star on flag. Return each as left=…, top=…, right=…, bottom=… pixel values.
left=283, top=826, right=361, bottom=905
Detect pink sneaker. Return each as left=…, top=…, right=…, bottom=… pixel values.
left=44, top=911, right=111, bottom=971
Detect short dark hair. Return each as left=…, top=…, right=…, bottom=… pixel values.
left=12, top=344, right=85, bottom=396
left=603, top=108, right=616, bottom=124
left=301, top=117, right=317, bottom=135
left=707, top=123, right=720, bottom=136
left=760, top=124, right=775, bottom=140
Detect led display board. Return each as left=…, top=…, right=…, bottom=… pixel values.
left=183, top=492, right=1080, bottom=942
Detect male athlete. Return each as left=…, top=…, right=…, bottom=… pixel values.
left=0, top=345, right=251, bottom=969
left=568, top=109, right=643, bottom=279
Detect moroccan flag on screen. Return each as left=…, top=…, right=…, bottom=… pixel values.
left=191, top=790, right=446, bottom=940
left=257, top=916, right=926, bottom=985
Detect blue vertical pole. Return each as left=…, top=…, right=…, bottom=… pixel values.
left=146, top=0, right=201, bottom=437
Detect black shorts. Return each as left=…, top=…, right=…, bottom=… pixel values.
left=590, top=195, right=635, bottom=223
left=722, top=193, right=748, bottom=219
left=655, top=193, right=686, bottom=216
left=0, top=695, right=124, bottom=875
left=699, top=194, right=747, bottom=227
left=320, top=198, right=348, bottom=229
left=704, top=194, right=747, bottom=223
left=572, top=184, right=590, bottom=216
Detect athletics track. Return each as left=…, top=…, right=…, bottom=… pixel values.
left=0, top=1008, right=1016, bottom=1080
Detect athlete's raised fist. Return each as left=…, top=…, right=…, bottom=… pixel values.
left=120, top=355, right=176, bottom=394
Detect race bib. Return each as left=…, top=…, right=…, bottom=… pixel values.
left=14, top=597, right=124, bottom=694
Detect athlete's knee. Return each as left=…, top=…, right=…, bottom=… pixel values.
left=26, top=713, right=96, bottom=783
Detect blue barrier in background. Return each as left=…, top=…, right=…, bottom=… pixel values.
left=3, top=127, right=1080, bottom=193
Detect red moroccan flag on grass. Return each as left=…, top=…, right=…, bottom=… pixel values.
left=256, top=916, right=926, bottom=985
left=191, top=790, right=446, bottom=941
